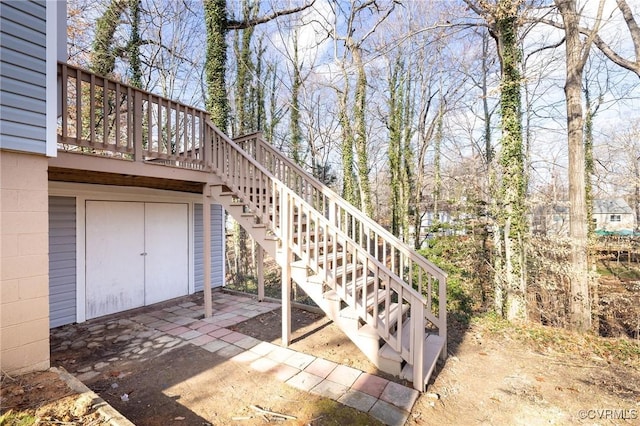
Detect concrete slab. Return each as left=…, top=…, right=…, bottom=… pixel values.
left=304, top=357, right=338, bottom=378
left=201, top=339, right=230, bottom=353
left=351, top=372, right=390, bottom=398
left=216, top=344, right=244, bottom=358
left=379, top=381, right=419, bottom=412
left=338, top=389, right=378, bottom=412
left=310, top=379, right=349, bottom=400
left=230, top=350, right=262, bottom=364
left=234, top=336, right=261, bottom=350
left=368, top=399, right=409, bottom=426
left=326, top=364, right=362, bottom=388
left=250, top=356, right=279, bottom=373
left=285, top=371, right=324, bottom=392
left=282, top=351, right=315, bottom=370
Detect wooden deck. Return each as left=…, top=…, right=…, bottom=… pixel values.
left=53, top=62, right=215, bottom=189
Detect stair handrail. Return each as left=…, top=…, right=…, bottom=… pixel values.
left=234, top=132, right=447, bottom=334
left=206, top=121, right=429, bottom=386
left=206, top=123, right=433, bottom=307
left=205, top=120, right=429, bottom=308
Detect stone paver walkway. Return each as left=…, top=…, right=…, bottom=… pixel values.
left=51, top=290, right=418, bottom=425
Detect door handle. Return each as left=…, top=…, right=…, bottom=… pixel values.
left=140, top=252, right=148, bottom=256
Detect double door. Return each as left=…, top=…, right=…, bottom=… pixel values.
left=85, top=201, right=188, bottom=319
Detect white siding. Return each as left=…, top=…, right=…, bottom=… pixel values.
left=194, top=204, right=224, bottom=291
left=0, top=0, right=47, bottom=154
left=49, top=196, right=76, bottom=328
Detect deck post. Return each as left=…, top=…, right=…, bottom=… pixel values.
left=257, top=247, right=265, bottom=302
left=412, top=301, right=425, bottom=391
left=203, top=185, right=213, bottom=318
left=133, top=90, right=143, bottom=162
left=281, top=192, right=292, bottom=346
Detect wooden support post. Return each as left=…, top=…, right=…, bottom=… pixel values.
left=203, top=187, right=213, bottom=318
left=282, top=258, right=292, bottom=346
left=412, top=301, right=425, bottom=391
left=281, top=192, right=292, bottom=346
left=133, top=90, right=143, bottom=162
left=257, top=247, right=265, bottom=302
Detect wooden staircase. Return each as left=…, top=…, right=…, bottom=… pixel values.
left=54, top=63, right=445, bottom=390
left=203, top=125, right=448, bottom=392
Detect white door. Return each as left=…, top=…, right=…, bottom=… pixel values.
left=86, top=201, right=145, bottom=319
left=85, top=201, right=189, bottom=319
left=144, top=203, right=189, bottom=304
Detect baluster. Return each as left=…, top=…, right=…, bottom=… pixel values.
left=75, top=69, right=82, bottom=142
left=60, top=64, right=68, bottom=140
left=115, top=82, right=121, bottom=151
left=133, top=89, right=143, bottom=162
left=103, top=77, right=108, bottom=147
left=89, top=73, right=95, bottom=146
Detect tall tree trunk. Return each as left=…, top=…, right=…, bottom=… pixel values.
left=290, top=29, right=303, bottom=166
left=388, top=60, right=402, bottom=237
left=204, top=0, right=229, bottom=131
left=433, top=105, right=443, bottom=232
left=493, top=0, right=527, bottom=321
left=401, top=69, right=414, bottom=243
left=128, top=0, right=142, bottom=88
left=556, top=0, right=592, bottom=332
left=353, top=47, right=373, bottom=216
left=584, top=86, right=595, bottom=237
left=91, top=0, right=126, bottom=77
left=339, top=81, right=359, bottom=207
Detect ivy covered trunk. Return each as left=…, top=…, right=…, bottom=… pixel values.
left=204, top=0, right=229, bottom=131
left=493, top=0, right=527, bottom=321
left=339, top=78, right=359, bottom=208
left=353, top=47, right=373, bottom=217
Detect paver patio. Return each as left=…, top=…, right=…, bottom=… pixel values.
left=50, top=290, right=419, bottom=425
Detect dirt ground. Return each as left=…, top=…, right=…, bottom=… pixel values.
left=2, top=304, right=640, bottom=425
left=0, top=370, right=110, bottom=425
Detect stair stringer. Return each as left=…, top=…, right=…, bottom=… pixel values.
left=208, top=183, right=278, bottom=259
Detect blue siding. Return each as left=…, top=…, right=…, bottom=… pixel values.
left=49, top=196, right=77, bottom=328
left=194, top=204, right=224, bottom=291
left=0, top=0, right=47, bottom=154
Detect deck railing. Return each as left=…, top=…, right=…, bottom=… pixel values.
left=58, top=62, right=209, bottom=169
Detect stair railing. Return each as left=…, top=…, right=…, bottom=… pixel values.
left=206, top=122, right=430, bottom=388
left=235, top=133, right=447, bottom=350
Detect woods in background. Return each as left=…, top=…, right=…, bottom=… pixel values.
left=70, top=0, right=640, bottom=337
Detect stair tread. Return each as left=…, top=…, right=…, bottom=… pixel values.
left=400, top=334, right=445, bottom=386
left=376, top=302, right=409, bottom=328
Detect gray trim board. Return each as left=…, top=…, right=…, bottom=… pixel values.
left=49, top=196, right=77, bottom=328
left=194, top=203, right=224, bottom=292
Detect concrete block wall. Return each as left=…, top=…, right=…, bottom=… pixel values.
left=1, top=150, right=50, bottom=374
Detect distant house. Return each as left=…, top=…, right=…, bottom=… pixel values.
left=531, top=198, right=637, bottom=236
left=531, top=202, right=570, bottom=236
left=593, top=198, right=636, bottom=233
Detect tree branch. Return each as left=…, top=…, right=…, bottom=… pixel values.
left=226, top=0, right=316, bottom=30
left=537, top=6, right=640, bottom=78
left=616, top=0, right=640, bottom=64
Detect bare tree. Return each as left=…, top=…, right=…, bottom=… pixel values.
left=554, top=0, right=606, bottom=332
